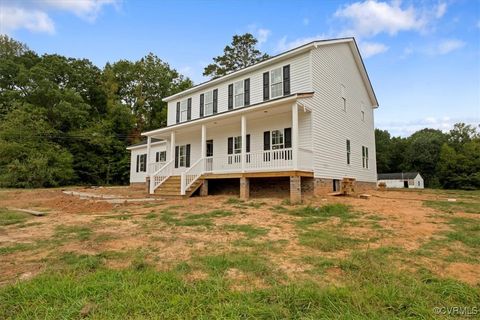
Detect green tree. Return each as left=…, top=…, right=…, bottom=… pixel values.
left=203, top=33, right=269, bottom=79
left=0, top=106, right=74, bottom=187
left=405, top=129, right=447, bottom=187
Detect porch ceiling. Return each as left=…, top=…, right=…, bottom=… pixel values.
left=143, top=93, right=313, bottom=139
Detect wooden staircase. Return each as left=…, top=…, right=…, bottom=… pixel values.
left=154, top=175, right=204, bottom=198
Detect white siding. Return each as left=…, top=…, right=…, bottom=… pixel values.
left=129, top=143, right=167, bottom=183
left=310, top=43, right=377, bottom=183
left=167, top=52, right=312, bottom=126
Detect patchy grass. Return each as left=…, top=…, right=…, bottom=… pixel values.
left=160, top=209, right=233, bottom=228
left=0, top=243, right=36, bottom=255
left=54, top=225, right=93, bottom=241
left=223, top=224, right=269, bottom=239
left=424, top=200, right=480, bottom=214
left=446, top=217, right=480, bottom=248
left=0, top=208, right=31, bottom=226
left=299, top=229, right=362, bottom=251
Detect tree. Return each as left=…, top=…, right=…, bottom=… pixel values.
left=0, top=105, right=74, bottom=187
left=405, top=129, right=447, bottom=187
left=203, top=33, right=269, bottom=78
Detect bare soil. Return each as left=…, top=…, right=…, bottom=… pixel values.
left=0, top=187, right=478, bottom=286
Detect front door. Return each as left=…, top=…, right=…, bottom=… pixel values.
left=206, top=140, right=213, bottom=171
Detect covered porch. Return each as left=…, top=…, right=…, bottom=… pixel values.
left=142, top=94, right=314, bottom=202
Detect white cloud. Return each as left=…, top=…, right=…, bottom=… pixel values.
left=334, top=0, right=426, bottom=37
left=435, top=2, right=447, bottom=19
left=303, top=17, right=310, bottom=26
left=257, top=28, right=271, bottom=45
left=360, top=41, right=389, bottom=58
left=435, top=39, right=465, bottom=55
left=0, top=0, right=118, bottom=34
left=0, top=6, right=55, bottom=34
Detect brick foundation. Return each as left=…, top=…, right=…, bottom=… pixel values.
left=199, top=180, right=208, bottom=196
left=290, top=176, right=302, bottom=204
left=240, top=177, right=250, bottom=200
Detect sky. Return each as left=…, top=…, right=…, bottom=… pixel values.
left=0, top=0, right=479, bottom=136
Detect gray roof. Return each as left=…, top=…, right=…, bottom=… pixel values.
left=378, top=172, right=420, bottom=180
left=127, top=138, right=162, bottom=148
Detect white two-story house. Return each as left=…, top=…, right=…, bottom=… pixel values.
left=127, top=38, right=379, bottom=202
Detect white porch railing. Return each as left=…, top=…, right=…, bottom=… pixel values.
left=204, top=148, right=295, bottom=173
left=148, top=161, right=166, bottom=174
left=181, top=158, right=205, bottom=195
left=150, top=160, right=174, bottom=194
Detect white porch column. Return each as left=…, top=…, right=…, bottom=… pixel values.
left=201, top=124, right=206, bottom=158
left=241, top=115, right=246, bottom=172
left=146, top=136, right=151, bottom=175
left=170, top=131, right=176, bottom=162
left=292, top=103, right=299, bottom=170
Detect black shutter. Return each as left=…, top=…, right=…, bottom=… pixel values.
left=142, top=154, right=147, bottom=172
left=187, top=98, right=192, bottom=120
left=246, top=134, right=251, bottom=152
left=244, top=78, right=250, bottom=106
left=228, top=84, right=233, bottom=110
left=284, top=128, right=292, bottom=148
left=176, top=102, right=180, bottom=123
left=175, top=146, right=179, bottom=168
left=213, top=89, right=218, bottom=114
left=263, top=131, right=270, bottom=150
left=186, top=144, right=191, bottom=167
left=227, top=137, right=233, bottom=154
left=200, top=94, right=204, bottom=117
left=263, top=72, right=269, bottom=101
left=156, top=152, right=159, bottom=162
left=136, top=154, right=139, bottom=172
left=283, top=65, right=290, bottom=95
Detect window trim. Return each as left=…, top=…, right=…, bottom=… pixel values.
left=271, top=129, right=284, bottom=150
left=179, top=100, right=188, bottom=122
left=138, top=153, right=147, bottom=172
left=179, top=145, right=186, bottom=167
left=362, top=146, right=369, bottom=169
left=234, top=80, right=244, bottom=108
left=270, top=67, right=283, bottom=99
left=204, top=90, right=214, bottom=116
left=234, top=136, right=242, bottom=154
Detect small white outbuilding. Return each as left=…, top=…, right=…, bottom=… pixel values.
left=377, top=172, right=424, bottom=189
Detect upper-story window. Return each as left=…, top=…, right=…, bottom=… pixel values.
left=204, top=91, right=213, bottom=116
left=234, top=81, right=244, bottom=108
left=270, top=68, right=283, bottom=99
left=263, top=65, right=290, bottom=101
left=180, top=100, right=188, bottom=122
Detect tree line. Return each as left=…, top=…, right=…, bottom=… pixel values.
left=0, top=34, right=268, bottom=188
left=375, top=124, right=480, bottom=189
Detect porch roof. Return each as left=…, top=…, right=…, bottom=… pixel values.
left=142, top=92, right=314, bottom=137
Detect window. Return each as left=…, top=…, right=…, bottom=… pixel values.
left=179, top=145, right=186, bottom=167
left=156, top=151, right=166, bottom=162
left=234, top=81, right=244, bottom=108
left=271, top=130, right=284, bottom=149
left=180, top=100, right=188, bottom=122
left=346, top=140, right=351, bottom=165
left=206, top=140, right=213, bottom=157
left=341, top=84, right=346, bottom=111
left=270, top=67, right=283, bottom=98
left=234, top=136, right=242, bottom=154
left=204, top=91, right=213, bottom=116
left=137, top=154, right=146, bottom=172
left=362, top=146, right=369, bottom=169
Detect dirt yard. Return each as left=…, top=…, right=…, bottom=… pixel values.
left=0, top=187, right=479, bottom=318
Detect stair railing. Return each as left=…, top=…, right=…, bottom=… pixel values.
left=181, top=158, right=205, bottom=195
left=149, top=159, right=174, bottom=194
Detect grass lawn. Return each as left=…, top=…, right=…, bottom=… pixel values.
left=0, top=188, right=479, bottom=319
